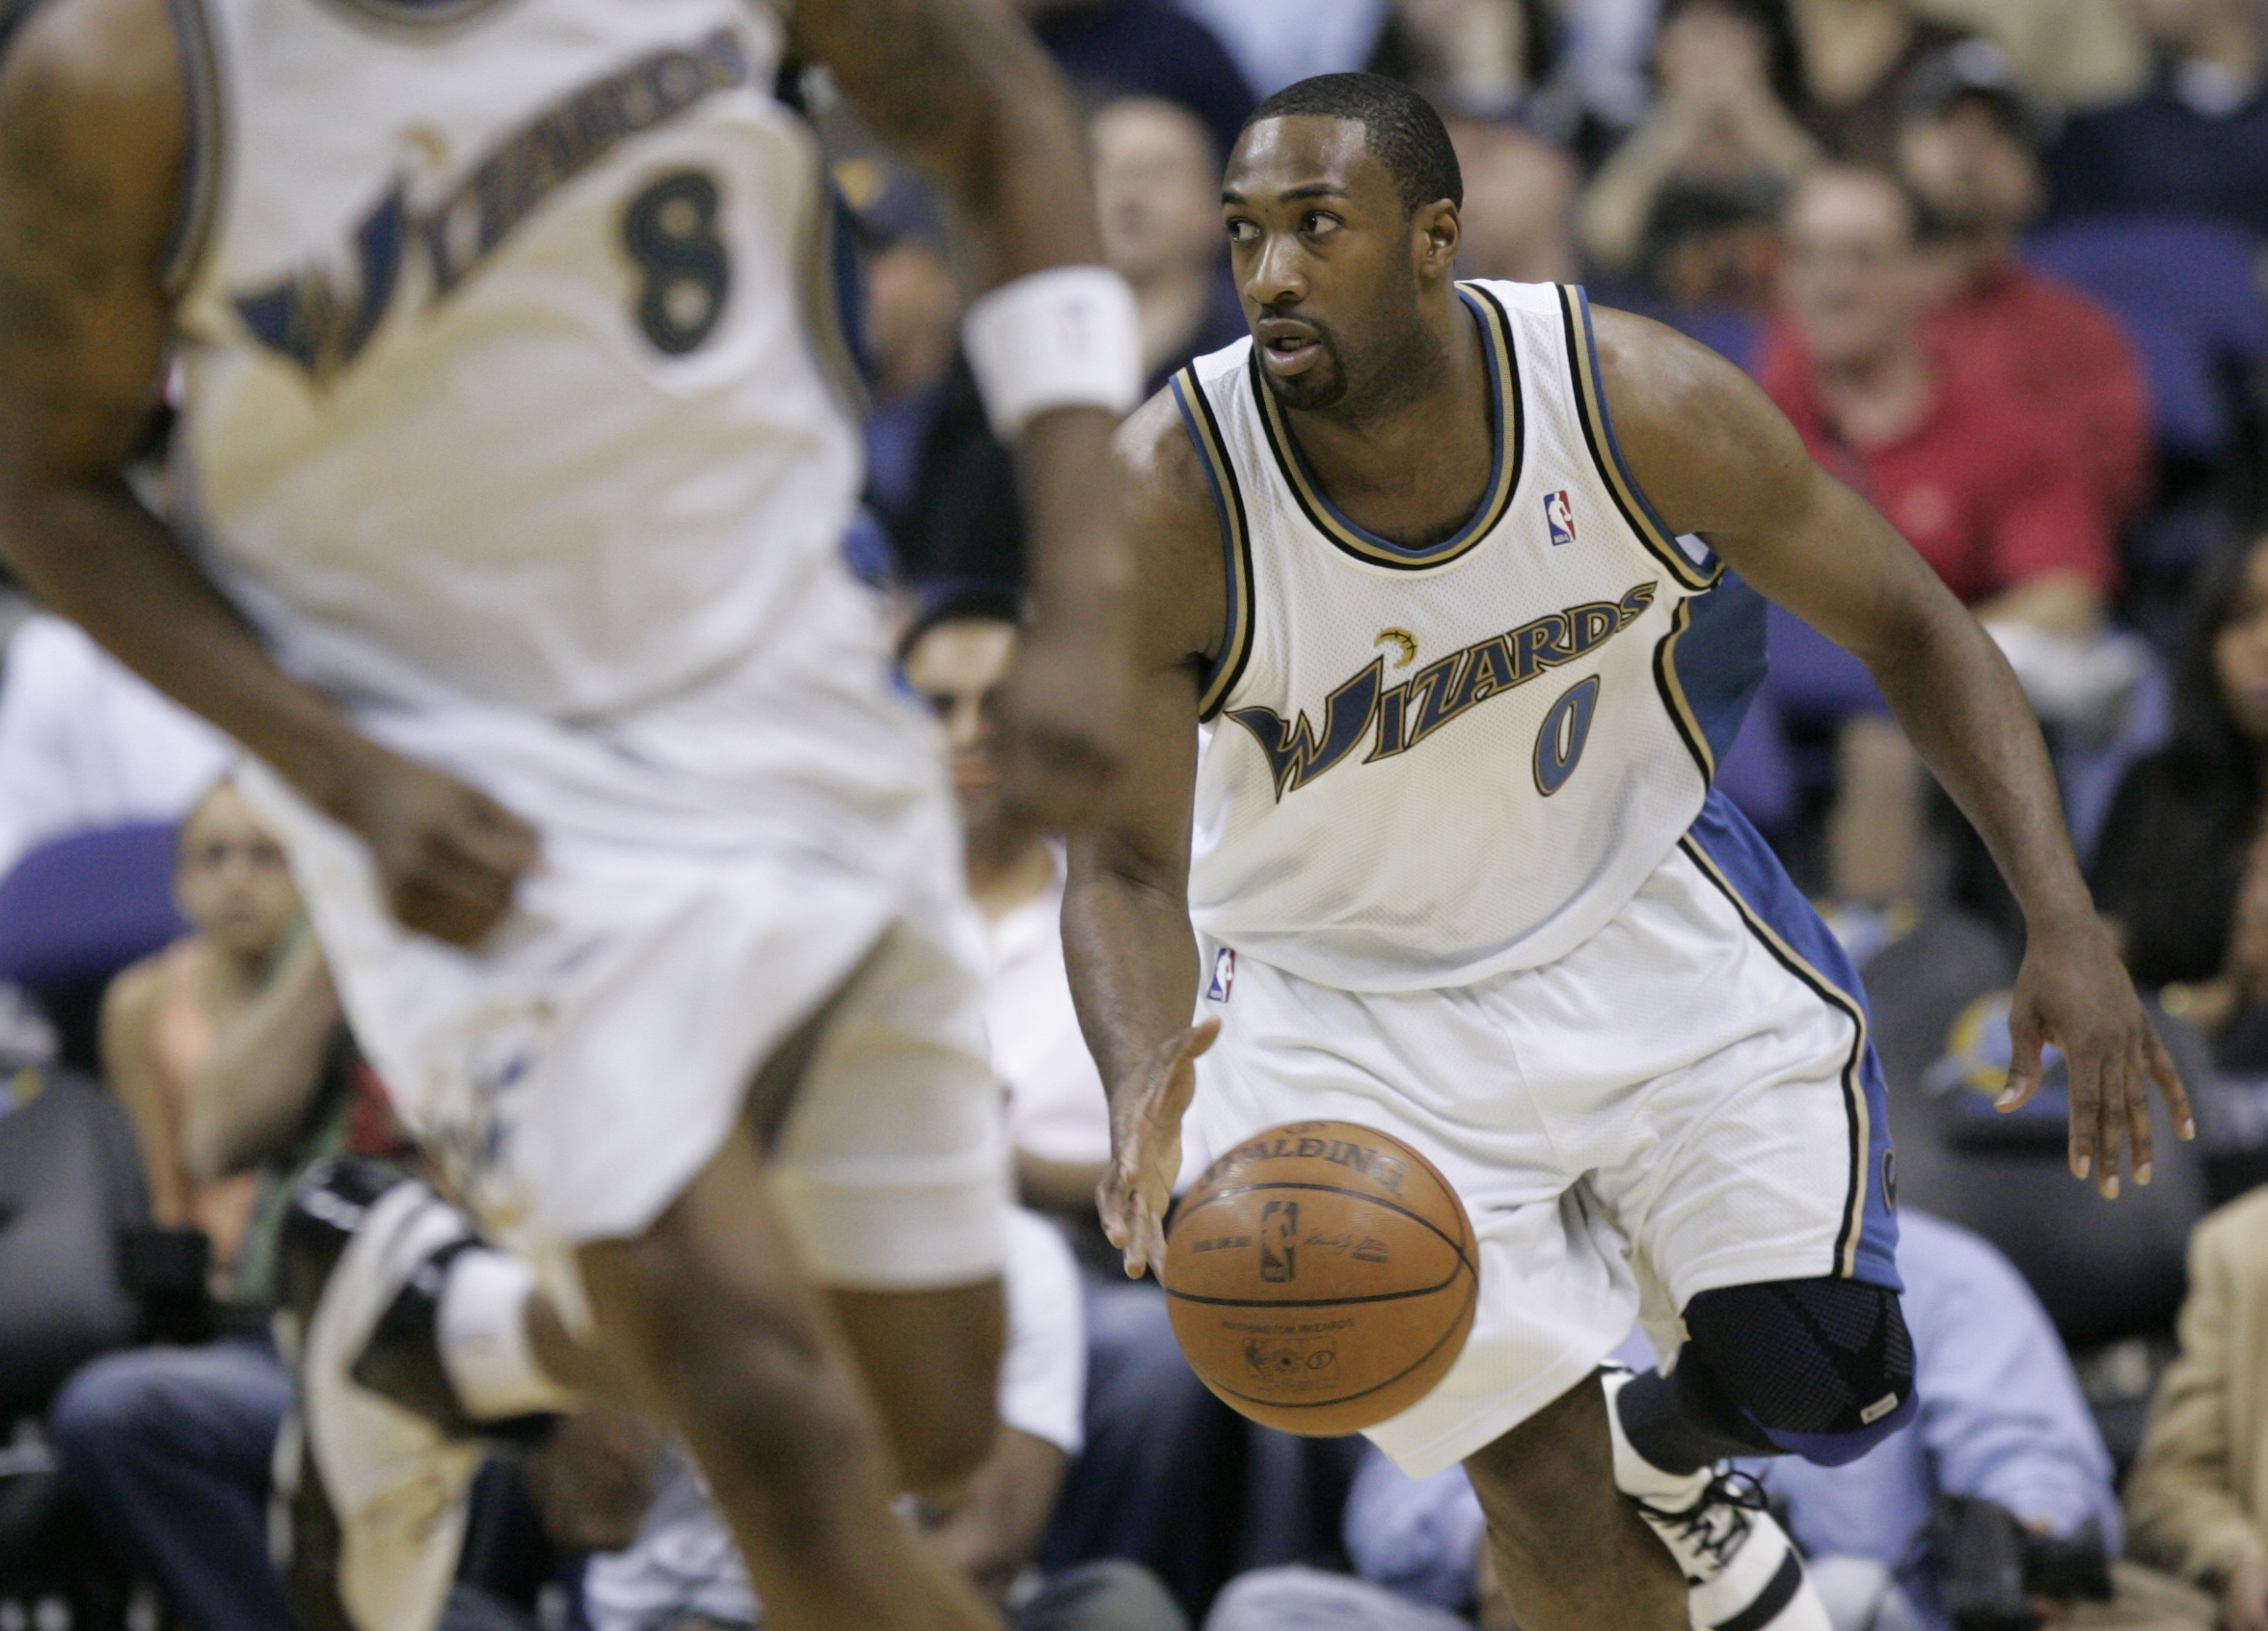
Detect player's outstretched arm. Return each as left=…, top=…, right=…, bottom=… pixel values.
left=1591, top=307, right=2191, bottom=1200
left=795, top=0, right=1138, bottom=833
left=1062, top=389, right=1228, bottom=1278
left=0, top=0, right=535, bottom=946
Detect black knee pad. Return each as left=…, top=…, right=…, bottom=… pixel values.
left=1679, top=1278, right=1915, bottom=1466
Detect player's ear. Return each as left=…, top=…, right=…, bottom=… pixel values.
left=1417, top=200, right=1460, bottom=279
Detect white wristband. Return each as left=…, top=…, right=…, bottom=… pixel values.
left=961, top=265, right=1143, bottom=441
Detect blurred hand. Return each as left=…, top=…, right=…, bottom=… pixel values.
left=2226, top=1557, right=2268, bottom=1631
left=521, top=1407, right=660, bottom=1555
left=1998, top=911, right=2194, bottom=1197
left=333, top=746, right=539, bottom=947
left=1098, top=1016, right=1218, bottom=1280
left=990, top=610, right=1133, bottom=839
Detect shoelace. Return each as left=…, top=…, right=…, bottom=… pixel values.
left=1643, top=1468, right=1769, bottom=1572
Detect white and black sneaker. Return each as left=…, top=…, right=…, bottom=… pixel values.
left=1603, top=1368, right=1830, bottom=1631
left=272, top=1160, right=502, bottom=1631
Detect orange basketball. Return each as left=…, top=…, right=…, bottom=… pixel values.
left=1162, top=1119, right=1478, bottom=1435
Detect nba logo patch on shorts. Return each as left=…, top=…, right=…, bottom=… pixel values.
left=1544, top=490, right=1578, bottom=547
left=1207, top=947, right=1236, bottom=1002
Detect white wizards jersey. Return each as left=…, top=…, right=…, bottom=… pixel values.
left=1178, top=281, right=1768, bottom=992
left=166, top=0, right=865, bottom=720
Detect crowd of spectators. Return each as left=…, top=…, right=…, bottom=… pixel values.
left=14, top=0, right=2268, bottom=1628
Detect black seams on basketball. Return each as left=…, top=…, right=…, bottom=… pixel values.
left=1162, top=1119, right=1478, bottom=1435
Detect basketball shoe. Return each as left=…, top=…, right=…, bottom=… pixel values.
left=272, top=1159, right=554, bottom=1631
left=1601, top=1368, right=1831, bottom=1631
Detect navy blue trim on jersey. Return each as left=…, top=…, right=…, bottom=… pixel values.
left=1558, top=285, right=1719, bottom=593
left=1246, top=284, right=1524, bottom=572
left=1654, top=571, right=1769, bottom=781
left=1680, top=789, right=1901, bottom=1291
left=161, top=0, right=225, bottom=298
left=1174, top=367, right=1257, bottom=720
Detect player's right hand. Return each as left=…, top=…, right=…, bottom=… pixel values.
left=990, top=610, right=1135, bottom=839
left=1099, top=1016, right=1219, bottom=1281
left=334, top=747, right=540, bottom=947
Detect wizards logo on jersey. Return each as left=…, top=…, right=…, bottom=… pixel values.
left=1226, top=581, right=1658, bottom=800
left=232, top=26, right=750, bottom=386
left=1544, top=490, right=1578, bottom=547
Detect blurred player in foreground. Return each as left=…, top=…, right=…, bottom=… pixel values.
left=0, top=0, right=1143, bottom=1626
left=1070, top=72, right=2189, bottom=1631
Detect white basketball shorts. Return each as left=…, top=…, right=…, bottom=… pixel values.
left=237, top=743, right=1007, bottom=1331
left=1191, top=793, right=1900, bottom=1479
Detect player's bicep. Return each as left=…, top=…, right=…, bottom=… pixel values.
left=0, top=0, right=181, bottom=490
left=1593, top=307, right=1961, bottom=667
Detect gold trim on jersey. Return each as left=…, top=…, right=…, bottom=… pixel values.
left=1650, top=597, right=1714, bottom=782
left=1676, top=835, right=1874, bottom=1279
left=1245, top=282, right=1524, bottom=572
left=1173, top=366, right=1256, bottom=721
left=1557, top=285, right=1721, bottom=593
left=162, top=0, right=227, bottom=300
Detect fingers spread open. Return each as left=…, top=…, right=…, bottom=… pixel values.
left=1998, top=1002, right=2045, bottom=1113
left=2065, top=1031, right=2099, bottom=1183
left=2123, top=1039, right=2156, bottom=1185
left=2146, top=1028, right=2197, bottom=1141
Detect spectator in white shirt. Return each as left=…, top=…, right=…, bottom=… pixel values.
left=898, top=590, right=1208, bottom=1235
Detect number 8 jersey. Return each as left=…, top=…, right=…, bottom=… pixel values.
left=167, top=0, right=863, bottom=720
left=1180, top=281, right=1771, bottom=993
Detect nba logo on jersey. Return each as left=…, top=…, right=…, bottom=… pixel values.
left=1207, top=947, right=1236, bottom=1002
left=1544, top=490, right=1578, bottom=547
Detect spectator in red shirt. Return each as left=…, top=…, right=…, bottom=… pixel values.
left=1757, top=164, right=2120, bottom=905
left=1759, top=163, right=2116, bottom=633
left=1896, top=41, right=2154, bottom=528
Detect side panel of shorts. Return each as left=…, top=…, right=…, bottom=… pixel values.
left=236, top=762, right=1006, bottom=1317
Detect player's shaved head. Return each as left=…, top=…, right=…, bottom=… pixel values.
left=1240, top=73, right=1462, bottom=217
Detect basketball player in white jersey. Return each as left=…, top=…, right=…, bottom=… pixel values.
left=0, top=0, right=1145, bottom=1628
left=1071, top=74, right=2191, bottom=1631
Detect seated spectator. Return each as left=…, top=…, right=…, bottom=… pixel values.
left=583, top=1208, right=1187, bottom=1631
left=1448, top=119, right=1580, bottom=285
left=2092, top=531, right=2268, bottom=1042
left=897, top=590, right=1208, bottom=1230
left=851, top=171, right=1023, bottom=589
left=48, top=780, right=407, bottom=1631
left=2125, top=1184, right=2268, bottom=1631
left=1013, top=0, right=1255, bottom=166
left=1579, top=0, right=1821, bottom=273
left=1092, top=97, right=1245, bottom=398
left=2050, top=0, right=2268, bottom=235
left=1761, top=166, right=2117, bottom=631
left=1174, top=0, right=1389, bottom=99
left=1203, top=1212, right=2135, bottom=1631
left=1897, top=41, right=2154, bottom=528
left=0, top=612, right=231, bottom=882
left=1758, top=164, right=2118, bottom=902
left=1365, top=0, right=1557, bottom=122
left=1787, top=0, right=1969, bottom=164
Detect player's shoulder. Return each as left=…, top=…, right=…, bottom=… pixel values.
left=1116, top=379, right=1233, bottom=662
left=1583, top=302, right=1754, bottom=431
left=1, top=0, right=177, bottom=106
left=1117, top=379, right=1217, bottom=527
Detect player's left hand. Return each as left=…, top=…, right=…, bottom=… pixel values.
left=1997, top=911, right=2194, bottom=1198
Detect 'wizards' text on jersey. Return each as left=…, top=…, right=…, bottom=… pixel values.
left=1175, top=282, right=1769, bottom=993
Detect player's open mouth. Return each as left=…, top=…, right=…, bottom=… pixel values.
left=1258, top=333, right=1323, bottom=375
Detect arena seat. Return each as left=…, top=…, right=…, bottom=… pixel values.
left=0, top=824, right=185, bottom=1073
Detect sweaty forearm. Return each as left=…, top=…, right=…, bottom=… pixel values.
left=1064, top=849, right=1202, bottom=1094
left=1866, top=600, right=2093, bottom=928
left=0, top=478, right=378, bottom=815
